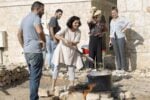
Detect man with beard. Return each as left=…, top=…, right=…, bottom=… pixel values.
left=46, top=9, right=63, bottom=72
left=17, top=1, right=45, bottom=100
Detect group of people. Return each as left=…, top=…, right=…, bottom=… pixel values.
left=17, top=1, right=130, bottom=100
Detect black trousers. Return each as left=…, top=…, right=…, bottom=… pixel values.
left=89, top=36, right=102, bottom=68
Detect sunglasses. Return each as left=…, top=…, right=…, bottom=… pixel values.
left=93, top=15, right=99, bottom=19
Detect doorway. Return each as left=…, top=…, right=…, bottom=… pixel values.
left=91, top=0, right=117, bottom=52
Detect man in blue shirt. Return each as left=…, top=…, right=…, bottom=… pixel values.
left=17, top=1, right=45, bottom=100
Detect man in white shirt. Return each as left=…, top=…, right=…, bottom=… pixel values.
left=109, top=7, right=130, bottom=72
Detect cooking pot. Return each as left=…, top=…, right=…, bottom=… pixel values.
left=87, top=70, right=112, bottom=92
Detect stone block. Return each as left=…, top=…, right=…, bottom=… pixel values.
left=119, top=92, right=125, bottom=100
left=50, top=96, right=60, bottom=100
left=131, top=13, right=145, bottom=27
left=144, top=26, right=150, bottom=39
left=58, top=72, right=65, bottom=79
left=38, top=88, right=49, bottom=97
left=143, top=0, right=150, bottom=11
left=67, top=92, right=84, bottom=100
left=100, top=92, right=111, bottom=98
left=59, top=91, right=69, bottom=100
left=54, top=86, right=64, bottom=96
left=86, top=93, right=100, bottom=100
left=117, top=0, right=127, bottom=12
left=124, top=91, right=134, bottom=99
left=101, top=97, right=114, bottom=100
left=126, top=0, right=142, bottom=11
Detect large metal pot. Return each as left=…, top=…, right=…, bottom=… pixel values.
left=87, top=70, right=112, bottom=92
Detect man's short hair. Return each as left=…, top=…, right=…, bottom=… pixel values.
left=112, top=6, right=118, bottom=12
left=31, top=1, right=44, bottom=11
left=55, top=9, right=63, bottom=13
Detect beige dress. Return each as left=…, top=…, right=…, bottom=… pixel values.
left=51, top=28, right=83, bottom=69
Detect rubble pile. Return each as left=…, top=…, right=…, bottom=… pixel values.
left=0, top=65, right=28, bottom=87
left=112, top=71, right=131, bottom=82
left=132, top=68, right=150, bottom=78
left=118, top=91, right=135, bottom=100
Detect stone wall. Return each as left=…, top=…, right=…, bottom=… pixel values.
left=0, top=0, right=91, bottom=65
left=0, top=0, right=150, bottom=70
left=118, top=0, right=150, bottom=70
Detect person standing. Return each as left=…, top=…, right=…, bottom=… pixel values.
left=46, top=9, right=63, bottom=71
left=109, top=7, right=130, bottom=72
left=17, top=1, right=45, bottom=100
left=51, top=16, right=83, bottom=91
left=87, top=9, right=107, bottom=69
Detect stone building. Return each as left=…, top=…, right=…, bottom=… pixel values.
left=0, top=0, right=149, bottom=70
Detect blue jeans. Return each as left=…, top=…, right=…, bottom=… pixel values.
left=45, top=35, right=57, bottom=69
left=25, top=53, right=43, bottom=100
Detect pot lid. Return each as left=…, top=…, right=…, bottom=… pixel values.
left=88, top=70, right=112, bottom=76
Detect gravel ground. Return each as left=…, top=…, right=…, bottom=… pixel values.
left=0, top=70, right=150, bottom=100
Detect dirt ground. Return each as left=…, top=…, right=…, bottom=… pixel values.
left=114, top=75, right=150, bottom=100
left=0, top=70, right=150, bottom=100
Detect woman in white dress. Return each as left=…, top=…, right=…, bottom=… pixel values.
left=51, top=16, right=83, bottom=91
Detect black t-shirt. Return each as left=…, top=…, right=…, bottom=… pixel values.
left=49, top=17, right=61, bottom=34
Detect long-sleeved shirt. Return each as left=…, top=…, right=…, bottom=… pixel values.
left=88, top=21, right=106, bottom=37
left=110, top=16, right=130, bottom=39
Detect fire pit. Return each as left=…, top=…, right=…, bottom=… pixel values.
left=66, top=70, right=113, bottom=100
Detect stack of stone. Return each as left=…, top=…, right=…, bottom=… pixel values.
left=59, top=91, right=135, bottom=100
left=119, top=91, right=135, bottom=100
left=86, top=92, right=114, bottom=100
left=59, top=91, right=114, bottom=100
left=133, top=68, right=150, bottom=78
left=0, top=65, right=28, bottom=87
